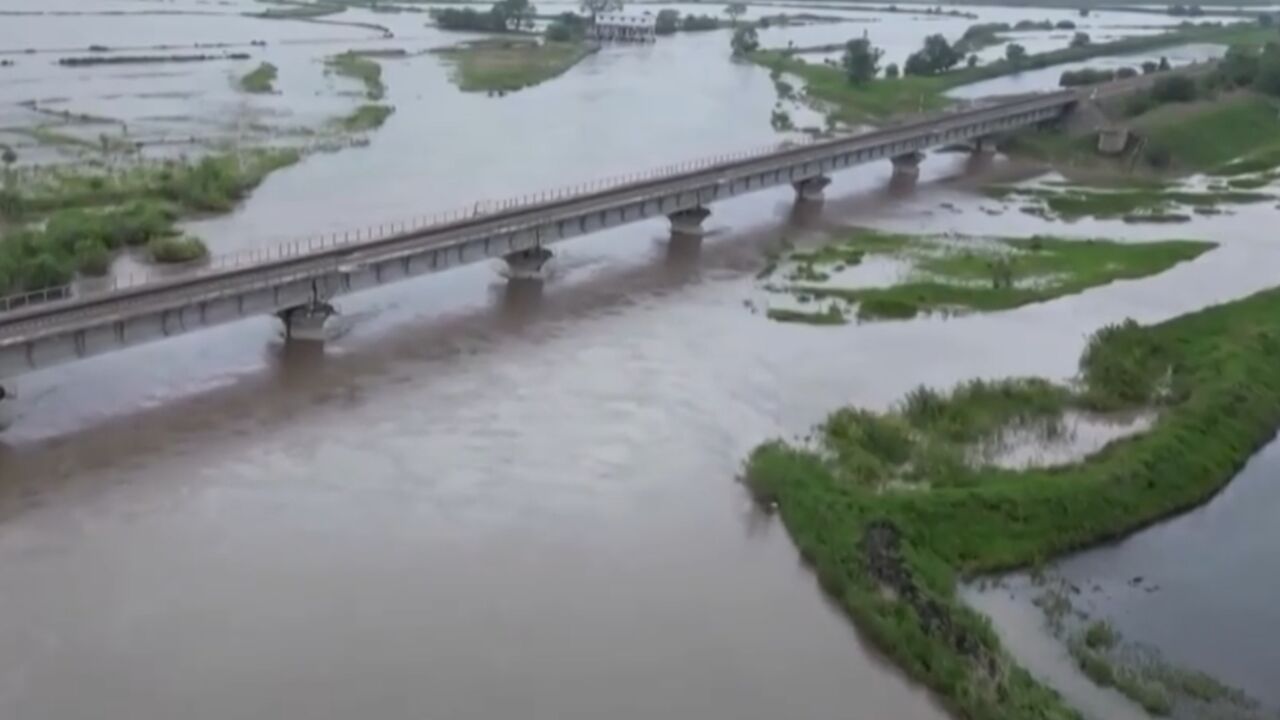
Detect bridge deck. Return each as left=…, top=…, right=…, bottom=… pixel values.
left=0, top=89, right=1078, bottom=376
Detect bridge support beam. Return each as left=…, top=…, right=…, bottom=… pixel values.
left=503, top=247, right=553, bottom=281
left=891, top=152, right=924, bottom=181
left=669, top=207, right=710, bottom=238
left=279, top=301, right=336, bottom=343
left=792, top=176, right=831, bottom=202
left=972, top=136, right=998, bottom=155
left=0, top=383, right=13, bottom=430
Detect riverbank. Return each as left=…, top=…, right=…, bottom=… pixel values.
left=744, top=285, right=1280, bottom=718
left=752, top=22, right=1273, bottom=123
left=432, top=38, right=594, bottom=93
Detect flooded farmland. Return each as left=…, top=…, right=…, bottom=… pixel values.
left=2, top=2, right=1279, bottom=719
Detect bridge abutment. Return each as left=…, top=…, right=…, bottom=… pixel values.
left=792, top=176, right=831, bottom=202
left=279, top=301, right=336, bottom=343
left=669, top=207, right=710, bottom=237
left=503, top=247, right=553, bottom=281
left=891, top=152, right=924, bottom=182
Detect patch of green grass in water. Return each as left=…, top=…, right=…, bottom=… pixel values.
left=988, top=186, right=1272, bottom=219
left=239, top=61, right=278, bottom=93
left=433, top=39, right=592, bottom=93
left=783, top=231, right=1212, bottom=321
left=767, top=304, right=846, bottom=325
left=744, top=287, right=1280, bottom=718
left=337, top=103, right=394, bottom=132
left=327, top=51, right=385, bottom=100
left=0, top=149, right=299, bottom=294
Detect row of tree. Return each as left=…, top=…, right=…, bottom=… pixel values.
left=430, top=0, right=536, bottom=33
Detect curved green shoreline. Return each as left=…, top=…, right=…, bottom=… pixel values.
left=745, top=287, right=1280, bottom=718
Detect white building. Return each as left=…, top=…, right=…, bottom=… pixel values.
left=588, top=12, right=657, bottom=43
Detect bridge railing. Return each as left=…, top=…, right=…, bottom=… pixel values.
left=0, top=136, right=812, bottom=316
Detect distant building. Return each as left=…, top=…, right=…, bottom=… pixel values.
left=588, top=12, right=657, bottom=43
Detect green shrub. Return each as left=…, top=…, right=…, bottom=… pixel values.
left=1079, top=319, right=1174, bottom=409
left=74, top=238, right=111, bottom=276
left=1083, top=620, right=1118, bottom=650
left=857, top=297, right=918, bottom=320
left=147, top=235, right=208, bottom=264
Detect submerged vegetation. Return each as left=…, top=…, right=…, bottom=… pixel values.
left=239, top=61, right=279, bottom=93
left=433, top=39, right=593, bottom=93
left=752, top=23, right=1275, bottom=123
left=338, top=104, right=395, bottom=131
left=327, top=51, right=386, bottom=100
left=745, top=287, right=1280, bottom=718
left=762, top=229, right=1212, bottom=324
left=985, top=183, right=1273, bottom=220
left=0, top=150, right=298, bottom=295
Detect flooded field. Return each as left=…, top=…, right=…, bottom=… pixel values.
left=2, top=2, right=1279, bottom=719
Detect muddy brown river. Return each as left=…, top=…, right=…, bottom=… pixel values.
left=2, top=3, right=1279, bottom=719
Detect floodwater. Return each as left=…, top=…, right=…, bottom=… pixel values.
left=948, top=41, right=1227, bottom=99
left=965, top=434, right=1280, bottom=717
left=2, top=3, right=1279, bottom=720
left=1051, top=435, right=1280, bottom=708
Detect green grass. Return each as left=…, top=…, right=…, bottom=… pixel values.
left=250, top=1, right=344, bottom=19
left=327, top=51, right=385, bottom=100
left=987, top=185, right=1274, bottom=219
left=338, top=103, right=394, bottom=131
left=239, top=61, right=278, bottom=93
left=1083, top=620, right=1118, bottom=650
left=767, top=304, right=847, bottom=325
left=751, top=23, right=1278, bottom=123
left=433, top=39, right=592, bottom=93
left=773, top=229, right=1213, bottom=321
left=744, top=286, right=1280, bottom=718
left=147, top=235, right=208, bottom=264
left=0, top=150, right=298, bottom=295
left=1139, top=93, right=1280, bottom=173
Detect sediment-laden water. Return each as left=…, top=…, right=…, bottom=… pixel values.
left=2, top=3, right=1278, bottom=719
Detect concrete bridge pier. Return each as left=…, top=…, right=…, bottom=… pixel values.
left=792, top=176, right=831, bottom=202
left=669, top=207, right=710, bottom=238
left=891, top=152, right=924, bottom=181
left=972, top=136, right=998, bottom=155
left=503, top=247, right=553, bottom=281
left=0, top=383, right=13, bottom=429
left=279, top=301, right=336, bottom=343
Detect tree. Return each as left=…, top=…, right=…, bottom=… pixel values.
left=1, top=146, right=15, bottom=190
left=842, top=37, right=883, bottom=85
left=580, top=0, right=621, bottom=21
left=1005, top=42, right=1027, bottom=65
left=1217, top=45, right=1259, bottom=86
left=903, top=34, right=960, bottom=76
left=1070, top=32, right=1091, bottom=48
left=1078, top=7, right=1089, bottom=16
left=724, top=2, right=746, bottom=23
left=1158, top=55, right=1171, bottom=71
left=1252, top=42, right=1280, bottom=96
left=1260, top=13, right=1274, bottom=27
left=655, top=8, right=679, bottom=34
left=730, top=26, right=758, bottom=56
left=1142, top=60, right=1159, bottom=74
left=884, top=62, right=899, bottom=78
left=1056, top=20, right=1076, bottom=29
left=545, top=20, right=573, bottom=41
left=1151, top=74, right=1197, bottom=102
left=967, top=53, right=978, bottom=68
